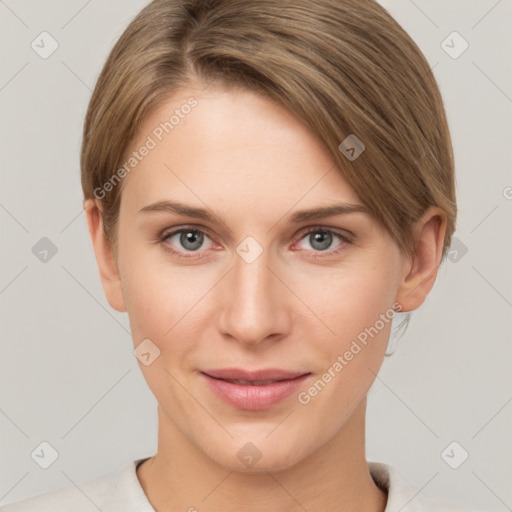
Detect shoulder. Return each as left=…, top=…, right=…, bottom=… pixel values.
left=0, top=458, right=153, bottom=512
left=369, top=461, right=488, bottom=512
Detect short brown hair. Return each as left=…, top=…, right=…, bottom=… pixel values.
left=81, top=0, right=456, bottom=264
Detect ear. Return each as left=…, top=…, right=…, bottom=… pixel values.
left=395, top=206, right=447, bottom=312
left=84, top=198, right=126, bottom=312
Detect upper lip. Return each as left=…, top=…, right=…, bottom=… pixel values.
left=201, top=368, right=309, bottom=382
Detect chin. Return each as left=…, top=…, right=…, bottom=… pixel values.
left=203, top=433, right=312, bottom=475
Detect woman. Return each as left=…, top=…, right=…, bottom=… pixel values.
left=2, top=0, right=481, bottom=510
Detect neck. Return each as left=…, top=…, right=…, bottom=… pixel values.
left=137, top=398, right=387, bottom=512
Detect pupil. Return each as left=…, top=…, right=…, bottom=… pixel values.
left=181, top=230, right=203, bottom=251
left=311, top=231, right=332, bottom=251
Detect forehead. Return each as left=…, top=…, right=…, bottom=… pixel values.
left=120, top=86, right=361, bottom=211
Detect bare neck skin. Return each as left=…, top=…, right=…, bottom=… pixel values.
left=136, top=397, right=387, bottom=512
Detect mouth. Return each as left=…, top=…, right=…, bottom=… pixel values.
left=200, top=368, right=311, bottom=410
left=214, top=378, right=295, bottom=386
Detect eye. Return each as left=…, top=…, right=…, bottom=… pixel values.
left=160, top=227, right=215, bottom=259
left=158, top=225, right=352, bottom=260
left=294, top=227, right=351, bottom=256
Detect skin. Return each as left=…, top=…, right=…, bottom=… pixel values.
left=85, top=84, right=446, bottom=512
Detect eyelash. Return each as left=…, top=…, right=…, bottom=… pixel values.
left=157, top=225, right=352, bottom=260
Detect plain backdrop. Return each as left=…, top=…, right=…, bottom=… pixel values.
left=1, top=0, right=511, bottom=510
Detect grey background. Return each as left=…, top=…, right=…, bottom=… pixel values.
left=1, top=0, right=511, bottom=509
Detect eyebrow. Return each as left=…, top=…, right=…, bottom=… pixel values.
left=138, top=200, right=371, bottom=224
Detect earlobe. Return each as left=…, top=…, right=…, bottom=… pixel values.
left=395, top=207, right=447, bottom=313
left=84, top=198, right=127, bottom=313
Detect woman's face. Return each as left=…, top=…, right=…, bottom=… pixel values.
left=110, top=86, right=409, bottom=472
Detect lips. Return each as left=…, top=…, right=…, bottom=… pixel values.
left=222, top=379, right=284, bottom=386
left=200, top=368, right=311, bottom=410
left=202, top=368, right=307, bottom=382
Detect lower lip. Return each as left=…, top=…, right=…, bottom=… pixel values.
left=201, top=373, right=311, bottom=411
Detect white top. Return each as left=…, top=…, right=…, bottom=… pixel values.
left=1, top=458, right=474, bottom=511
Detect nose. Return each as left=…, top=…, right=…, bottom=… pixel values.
left=217, top=245, right=292, bottom=347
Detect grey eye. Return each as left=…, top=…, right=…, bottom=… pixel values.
left=178, top=230, right=204, bottom=251
left=307, top=231, right=333, bottom=251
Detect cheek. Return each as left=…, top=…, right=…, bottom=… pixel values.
left=119, top=246, right=216, bottom=354
left=120, top=260, right=203, bottom=403
left=295, top=257, right=400, bottom=407
left=305, top=261, right=399, bottom=347
left=295, top=272, right=396, bottom=419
